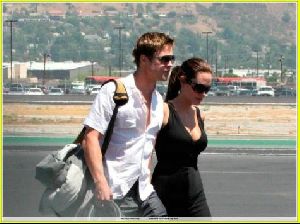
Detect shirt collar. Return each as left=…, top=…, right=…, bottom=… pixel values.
left=121, top=73, right=136, bottom=89
left=122, top=73, right=161, bottom=100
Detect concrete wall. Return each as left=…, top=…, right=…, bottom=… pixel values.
left=3, top=63, right=28, bottom=81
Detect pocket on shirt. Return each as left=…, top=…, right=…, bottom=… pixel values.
left=117, top=118, right=136, bottom=128
left=115, top=105, right=138, bottom=129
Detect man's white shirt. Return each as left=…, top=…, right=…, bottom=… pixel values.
left=84, top=74, right=164, bottom=200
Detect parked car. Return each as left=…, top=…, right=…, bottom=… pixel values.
left=3, top=83, right=11, bottom=94
left=25, top=87, right=44, bottom=95
left=206, top=86, right=217, bottom=96
left=7, top=87, right=25, bottom=95
left=10, top=83, right=24, bottom=89
left=275, top=87, right=296, bottom=97
left=57, top=84, right=72, bottom=94
left=237, top=89, right=252, bottom=96
left=156, top=83, right=167, bottom=98
left=257, top=86, right=275, bottom=97
left=90, top=86, right=102, bottom=95
left=250, top=89, right=258, bottom=96
left=215, top=86, right=231, bottom=96
left=227, top=85, right=241, bottom=96
left=48, top=88, right=64, bottom=95
left=86, top=84, right=98, bottom=95
left=37, top=85, right=49, bottom=94
left=70, top=81, right=85, bottom=95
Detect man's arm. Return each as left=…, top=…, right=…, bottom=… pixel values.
left=84, top=127, right=112, bottom=201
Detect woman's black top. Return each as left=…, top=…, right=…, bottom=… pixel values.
left=152, top=103, right=211, bottom=217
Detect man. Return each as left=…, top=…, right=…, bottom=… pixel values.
left=83, top=32, right=175, bottom=217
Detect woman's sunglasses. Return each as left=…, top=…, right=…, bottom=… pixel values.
left=155, top=55, right=176, bottom=64
left=187, top=80, right=211, bottom=94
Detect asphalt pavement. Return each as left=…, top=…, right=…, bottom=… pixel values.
left=3, top=94, right=297, bottom=105
left=2, top=95, right=297, bottom=221
left=2, top=144, right=297, bottom=222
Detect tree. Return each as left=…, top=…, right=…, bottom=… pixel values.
left=282, top=12, right=291, bottom=23
left=167, top=11, right=176, bottom=18
left=176, top=28, right=201, bottom=62
left=136, top=4, right=144, bottom=17
left=3, top=4, right=7, bottom=13
left=251, top=43, right=261, bottom=52
left=221, top=27, right=235, bottom=40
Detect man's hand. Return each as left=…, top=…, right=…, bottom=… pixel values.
left=84, top=127, right=112, bottom=201
left=94, top=177, right=113, bottom=201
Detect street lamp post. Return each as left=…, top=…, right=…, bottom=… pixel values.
left=91, top=61, right=94, bottom=76
left=267, top=53, right=271, bottom=77
left=279, top=55, right=284, bottom=83
left=114, top=25, right=125, bottom=77
left=215, top=42, right=218, bottom=77
left=224, top=55, right=229, bottom=75
left=202, top=31, right=212, bottom=63
left=5, top=19, right=18, bottom=84
left=256, top=51, right=259, bottom=77
left=43, top=53, right=50, bottom=86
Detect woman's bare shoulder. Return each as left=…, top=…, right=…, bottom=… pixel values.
left=162, top=102, right=169, bottom=126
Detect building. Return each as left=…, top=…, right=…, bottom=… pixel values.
left=28, top=61, right=95, bottom=81
left=214, top=77, right=267, bottom=89
left=3, top=62, right=28, bottom=81
left=217, top=68, right=282, bottom=77
left=2, top=61, right=97, bottom=84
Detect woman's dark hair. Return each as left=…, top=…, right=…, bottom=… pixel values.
left=165, top=66, right=181, bottom=102
left=165, top=57, right=212, bottom=102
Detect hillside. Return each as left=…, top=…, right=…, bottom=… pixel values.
left=3, top=2, right=296, bottom=72
left=4, top=2, right=295, bottom=42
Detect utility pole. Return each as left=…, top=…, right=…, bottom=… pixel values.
left=279, top=55, right=285, bottom=83
left=202, top=31, right=212, bottom=63
left=114, top=25, right=125, bottom=77
left=267, top=53, right=271, bottom=77
left=91, top=61, right=94, bottom=76
left=215, top=43, right=218, bottom=77
left=224, top=55, right=229, bottom=75
left=43, top=53, right=50, bottom=86
left=256, top=51, right=259, bottom=77
left=224, top=56, right=227, bottom=76
left=5, top=19, right=18, bottom=84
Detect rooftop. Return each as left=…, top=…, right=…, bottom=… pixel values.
left=3, top=61, right=93, bottom=70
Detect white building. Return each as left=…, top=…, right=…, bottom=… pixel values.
left=217, top=68, right=282, bottom=77
left=3, top=62, right=28, bottom=81
left=2, top=61, right=97, bottom=84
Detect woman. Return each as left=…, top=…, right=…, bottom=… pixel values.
left=152, top=57, right=212, bottom=217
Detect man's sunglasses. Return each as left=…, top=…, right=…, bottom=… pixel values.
left=187, top=80, right=211, bottom=94
left=155, top=55, right=176, bottom=63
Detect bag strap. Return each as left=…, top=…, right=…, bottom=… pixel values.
left=100, top=79, right=128, bottom=155
left=101, top=102, right=119, bottom=155
left=73, top=79, right=128, bottom=156
left=102, top=79, right=128, bottom=106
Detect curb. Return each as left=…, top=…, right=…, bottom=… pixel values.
left=205, top=147, right=296, bottom=155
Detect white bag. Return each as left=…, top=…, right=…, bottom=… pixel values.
left=38, top=143, right=88, bottom=216
left=37, top=144, right=122, bottom=218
